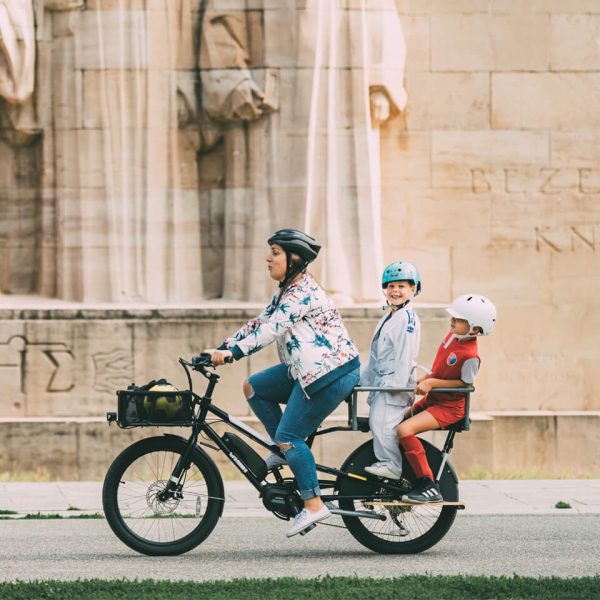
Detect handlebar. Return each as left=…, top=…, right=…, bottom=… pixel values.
left=191, top=352, right=234, bottom=368
left=177, top=353, right=233, bottom=391
left=191, top=353, right=213, bottom=368
left=178, top=352, right=232, bottom=411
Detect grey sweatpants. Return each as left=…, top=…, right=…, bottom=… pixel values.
left=368, top=394, right=407, bottom=477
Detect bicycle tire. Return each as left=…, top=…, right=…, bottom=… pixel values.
left=336, top=439, right=458, bottom=554
left=102, top=435, right=224, bottom=556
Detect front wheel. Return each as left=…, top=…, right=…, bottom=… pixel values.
left=336, top=439, right=459, bottom=554
left=102, top=435, right=224, bottom=556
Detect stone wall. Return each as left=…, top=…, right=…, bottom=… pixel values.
left=1, top=305, right=598, bottom=479
left=384, top=0, right=600, bottom=412
left=0, top=0, right=598, bottom=478
left=0, top=305, right=449, bottom=419
left=2, top=411, right=599, bottom=481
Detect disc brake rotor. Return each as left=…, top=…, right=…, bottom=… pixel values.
left=146, top=481, right=180, bottom=515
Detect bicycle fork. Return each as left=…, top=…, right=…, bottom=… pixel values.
left=157, top=433, right=199, bottom=501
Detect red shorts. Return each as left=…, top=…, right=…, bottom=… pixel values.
left=411, top=396, right=465, bottom=430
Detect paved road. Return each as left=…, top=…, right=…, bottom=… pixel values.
left=1, top=514, right=598, bottom=581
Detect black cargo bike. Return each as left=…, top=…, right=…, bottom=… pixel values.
left=102, top=354, right=471, bottom=556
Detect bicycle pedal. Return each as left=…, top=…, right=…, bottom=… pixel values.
left=299, top=523, right=317, bottom=536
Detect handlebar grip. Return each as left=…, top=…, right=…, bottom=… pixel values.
left=192, top=353, right=213, bottom=367
left=191, top=352, right=234, bottom=367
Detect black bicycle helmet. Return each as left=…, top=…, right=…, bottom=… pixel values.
left=267, top=229, right=321, bottom=264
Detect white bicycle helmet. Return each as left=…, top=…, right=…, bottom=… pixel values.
left=446, top=294, right=496, bottom=336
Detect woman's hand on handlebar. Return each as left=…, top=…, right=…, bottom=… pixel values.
left=203, top=348, right=233, bottom=366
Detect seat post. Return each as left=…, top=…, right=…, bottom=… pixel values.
left=435, top=430, right=455, bottom=482
left=348, top=388, right=358, bottom=430
left=435, top=389, right=471, bottom=482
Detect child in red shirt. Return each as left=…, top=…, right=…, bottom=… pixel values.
left=397, top=294, right=496, bottom=503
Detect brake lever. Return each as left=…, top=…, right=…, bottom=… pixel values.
left=191, top=352, right=233, bottom=369
left=191, top=353, right=213, bottom=369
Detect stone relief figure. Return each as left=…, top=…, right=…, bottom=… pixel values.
left=1, top=0, right=406, bottom=304
left=36, top=0, right=201, bottom=302
left=2, top=0, right=204, bottom=302
left=197, top=0, right=407, bottom=302
left=0, top=0, right=35, bottom=134
left=54, top=0, right=203, bottom=303
left=0, top=0, right=42, bottom=295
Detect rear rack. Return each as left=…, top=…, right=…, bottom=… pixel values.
left=347, top=386, right=474, bottom=432
left=347, top=386, right=475, bottom=484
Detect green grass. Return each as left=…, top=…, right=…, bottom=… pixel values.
left=462, top=466, right=600, bottom=480
left=0, top=576, right=598, bottom=599
left=0, top=512, right=198, bottom=520
left=0, top=468, right=53, bottom=482
left=0, top=512, right=104, bottom=520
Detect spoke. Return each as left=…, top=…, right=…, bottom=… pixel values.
left=115, top=448, right=216, bottom=544
left=342, top=483, right=449, bottom=544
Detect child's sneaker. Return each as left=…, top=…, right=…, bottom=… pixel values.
left=364, top=461, right=402, bottom=480
left=402, top=479, right=443, bottom=503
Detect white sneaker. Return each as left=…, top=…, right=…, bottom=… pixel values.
left=286, top=505, right=331, bottom=538
left=265, top=453, right=287, bottom=470
left=364, top=462, right=402, bottom=480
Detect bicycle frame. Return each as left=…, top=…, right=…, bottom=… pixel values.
left=163, top=359, right=473, bottom=504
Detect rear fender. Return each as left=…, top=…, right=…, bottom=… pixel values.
left=337, top=437, right=459, bottom=501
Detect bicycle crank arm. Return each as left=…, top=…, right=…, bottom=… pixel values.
left=326, top=504, right=386, bottom=521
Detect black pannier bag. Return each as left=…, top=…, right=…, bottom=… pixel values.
left=116, top=378, right=194, bottom=428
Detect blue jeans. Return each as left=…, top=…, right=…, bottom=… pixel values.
left=247, top=363, right=360, bottom=500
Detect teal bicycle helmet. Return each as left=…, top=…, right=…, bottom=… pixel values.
left=382, top=261, right=421, bottom=295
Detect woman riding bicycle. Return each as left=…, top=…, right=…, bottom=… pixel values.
left=204, top=229, right=360, bottom=537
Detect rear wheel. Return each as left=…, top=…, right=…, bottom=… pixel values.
left=102, top=435, right=224, bottom=556
left=336, top=439, right=458, bottom=554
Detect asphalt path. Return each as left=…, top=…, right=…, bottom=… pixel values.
left=1, top=514, right=598, bottom=581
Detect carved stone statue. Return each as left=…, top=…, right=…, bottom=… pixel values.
left=197, top=0, right=407, bottom=302
left=0, top=1, right=40, bottom=295
left=1, top=0, right=204, bottom=302
left=1, top=0, right=406, bottom=303
left=0, top=1, right=35, bottom=110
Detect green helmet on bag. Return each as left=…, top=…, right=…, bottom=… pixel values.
left=381, top=260, right=421, bottom=295
left=144, top=383, right=183, bottom=420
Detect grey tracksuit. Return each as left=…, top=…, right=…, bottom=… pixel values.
left=360, top=303, right=421, bottom=476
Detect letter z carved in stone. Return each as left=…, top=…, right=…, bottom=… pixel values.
left=539, top=168, right=561, bottom=195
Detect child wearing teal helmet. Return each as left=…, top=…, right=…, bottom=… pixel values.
left=360, top=260, right=421, bottom=490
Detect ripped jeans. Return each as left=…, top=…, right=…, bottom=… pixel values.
left=247, top=363, right=360, bottom=500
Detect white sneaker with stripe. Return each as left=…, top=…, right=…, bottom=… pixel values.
left=402, top=480, right=443, bottom=503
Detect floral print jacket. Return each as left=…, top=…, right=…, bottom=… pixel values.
left=222, top=274, right=360, bottom=396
